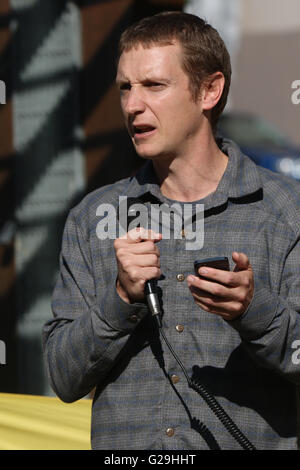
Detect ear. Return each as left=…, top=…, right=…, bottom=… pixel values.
left=200, top=72, right=225, bottom=111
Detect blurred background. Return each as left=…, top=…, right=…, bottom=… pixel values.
left=0, top=0, right=299, bottom=397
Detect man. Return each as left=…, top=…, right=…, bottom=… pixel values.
left=43, top=12, right=300, bottom=450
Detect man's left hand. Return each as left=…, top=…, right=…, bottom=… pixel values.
left=187, top=252, right=254, bottom=321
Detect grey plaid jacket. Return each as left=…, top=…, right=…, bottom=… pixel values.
left=43, top=139, right=300, bottom=450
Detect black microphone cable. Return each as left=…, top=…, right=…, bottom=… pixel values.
left=151, top=311, right=256, bottom=451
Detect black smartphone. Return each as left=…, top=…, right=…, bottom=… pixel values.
left=194, top=256, right=230, bottom=278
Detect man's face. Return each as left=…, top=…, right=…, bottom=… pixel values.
left=116, top=42, right=204, bottom=161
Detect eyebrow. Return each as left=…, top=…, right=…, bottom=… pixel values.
left=116, top=76, right=172, bottom=86
left=143, top=76, right=171, bottom=85
left=115, top=76, right=128, bottom=86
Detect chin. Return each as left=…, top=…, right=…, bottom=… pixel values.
left=134, top=146, right=160, bottom=160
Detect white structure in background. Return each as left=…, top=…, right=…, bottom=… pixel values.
left=184, top=0, right=242, bottom=109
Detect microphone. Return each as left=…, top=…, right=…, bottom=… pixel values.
left=118, top=197, right=162, bottom=327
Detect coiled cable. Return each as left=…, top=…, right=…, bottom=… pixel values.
left=156, top=317, right=256, bottom=450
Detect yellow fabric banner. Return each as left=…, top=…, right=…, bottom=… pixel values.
left=0, top=393, right=92, bottom=450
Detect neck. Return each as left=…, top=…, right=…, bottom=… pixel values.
left=153, top=133, right=228, bottom=202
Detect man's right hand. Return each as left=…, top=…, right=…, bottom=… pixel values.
left=114, top=228, right=162, bottom=304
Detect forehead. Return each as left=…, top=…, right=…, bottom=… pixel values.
left=116, top=42, right=185, bottom=81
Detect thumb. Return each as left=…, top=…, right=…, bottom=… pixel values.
left=232, top=252, right=250, bottom=272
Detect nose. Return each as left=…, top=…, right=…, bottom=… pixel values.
left=123, top=86, right=146, bottom=116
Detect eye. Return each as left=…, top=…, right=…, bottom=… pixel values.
left=144, top=81, right=165, bottom=91
left=119, top=83, right=131, bottom=92
left=148, top=82, right=163, bottom=89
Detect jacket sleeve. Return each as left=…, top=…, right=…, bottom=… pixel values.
left=229, top=233, right=300, bottom=384
left=42, top=209, right=149, bottom=403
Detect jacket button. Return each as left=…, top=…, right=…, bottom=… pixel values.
left=171, top=374, right=180, bottom=384
left=176, top=273, right=185, bottom=282
left=166, top=427, right=174, bottom=437
left=175, top=324, right=184, bottom=333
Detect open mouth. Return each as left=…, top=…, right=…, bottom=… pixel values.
left=133, top=125, right=156, bottom=138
